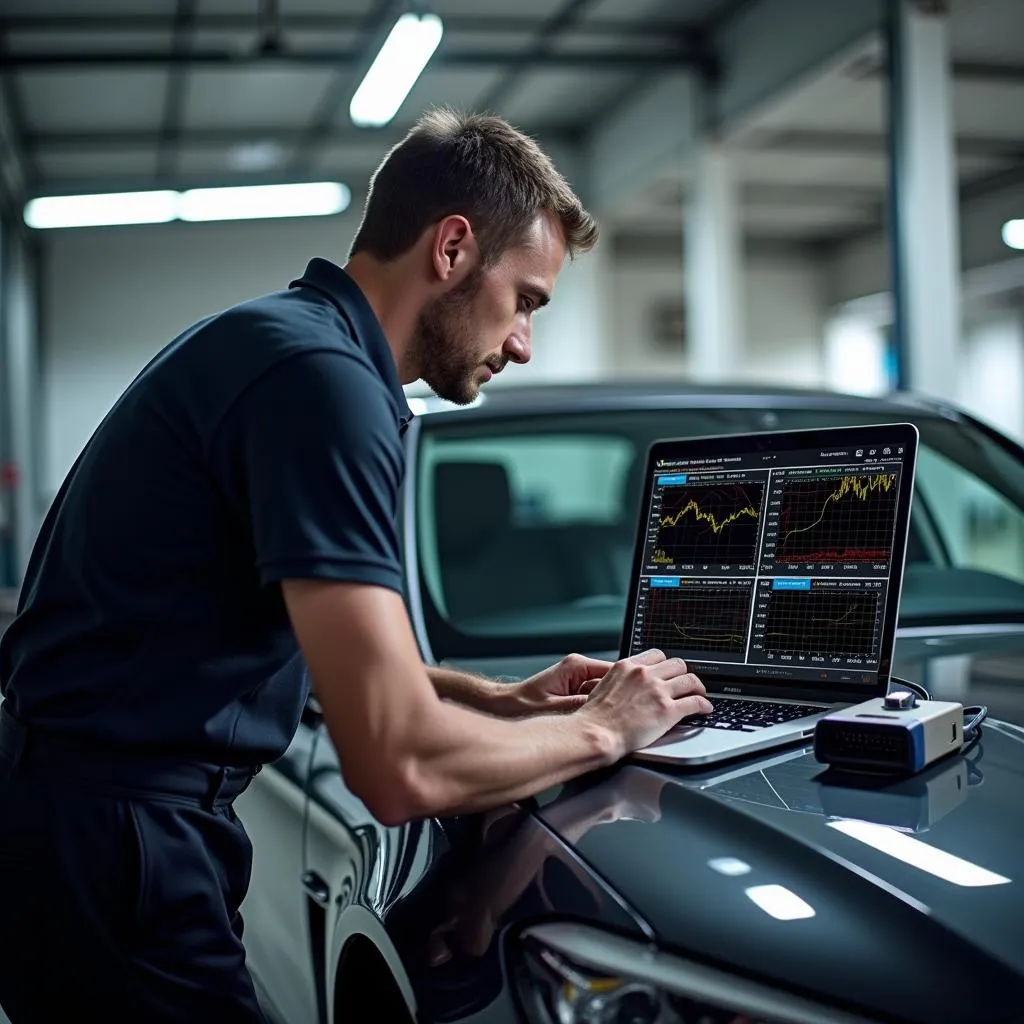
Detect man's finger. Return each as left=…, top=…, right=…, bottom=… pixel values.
left=650, top=656, right=691, bottom=680
left=577, top=678, right=602, bottom=695
left=667, top=672, right=706, bottom=698
left=567, top=656, right=614, bottom=680
left=676, top=692, right=713, bottom=716
left=626, top=648, right=665, bottom=665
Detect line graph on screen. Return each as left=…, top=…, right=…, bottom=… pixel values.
left=775, top=473, right=898, bottom=565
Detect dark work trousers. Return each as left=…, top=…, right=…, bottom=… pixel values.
left=0, top=708, right=268, bottom=1024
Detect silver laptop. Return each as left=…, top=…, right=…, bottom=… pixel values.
left=619, top=422, right=920, bottom=767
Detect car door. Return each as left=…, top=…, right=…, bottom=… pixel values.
left=236, top=690, right=323, bottom=1024
left=300, top=709, right=423, bottom=1024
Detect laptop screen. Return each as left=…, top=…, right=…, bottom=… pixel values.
left=621, top=423, right=919, bottom=701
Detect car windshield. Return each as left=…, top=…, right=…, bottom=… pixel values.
left=412, top=403, right=1024, bottom=658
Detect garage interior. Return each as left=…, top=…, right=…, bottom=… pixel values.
left=2, top=1, right=1024, bottom=1022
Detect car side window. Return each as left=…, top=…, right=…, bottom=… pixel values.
left=915, top=445, right=1024, bottom=584
left=416, top=434, right=636, bottom=620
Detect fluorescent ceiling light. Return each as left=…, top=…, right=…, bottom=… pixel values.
left=23, top=182, right=349, bottom=229
left=828, top=819, right=1011, bottom=887
left=1002, top=219, right=1024, bottom=250
left=744, top=884, right=816, bottom=921
left=350, top=12, right=443, bottom=127
left=24, top=190, right=178, bottom=229
left=179, top=182, right=350, bottom=222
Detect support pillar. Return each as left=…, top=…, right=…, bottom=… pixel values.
left=1, top=225, right=41, bottom=587
left=685, top=141, right=744, bottom=381
left=888, top=0, right=961, bottom=397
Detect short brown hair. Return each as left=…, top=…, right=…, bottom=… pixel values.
left=349, top=108, right=598, bottom=265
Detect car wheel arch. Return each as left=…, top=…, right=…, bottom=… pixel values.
left=328, top=904, right=416, bottom=1024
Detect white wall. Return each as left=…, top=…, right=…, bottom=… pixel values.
left=42, top=212, right=364, bottom=497
left=609, top=247, right=827, bottom=386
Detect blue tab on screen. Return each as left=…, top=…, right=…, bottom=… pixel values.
left=773, top=578, right=812, bottom=590
left=657, top=474, right=688, bottom=486
left=650, top=577, right=681, bottom=587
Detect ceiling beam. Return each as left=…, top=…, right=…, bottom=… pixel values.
left=475, top=0, right=601, bottom=113
left=855, top=58, right=1024, bottom=86
left=0, top=27, right=35, bottom=209
left=1, top=46, right=701, bottom=71
left=959, top=161, right=1024, bottom=203
left=818, top=160, right=1024, bottom=253
left=950, top=61, right=1024, bottom=85
left=0, top=13, right=704, bottom=39
left=156, top=0, right=198, bottom=179
left=747, top=129, right=1024, bottom=160
left=25, top=125, right=1023, bottom=169
left=26, top=124, right=581, bottom=152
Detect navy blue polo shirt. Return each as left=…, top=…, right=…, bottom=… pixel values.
left=0, top=259, right=412, bottom=765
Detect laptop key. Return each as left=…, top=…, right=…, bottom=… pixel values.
left=682, top=701, right=822, bottom=731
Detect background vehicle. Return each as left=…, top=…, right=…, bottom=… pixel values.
left=239, top=382, right=1024, bottom=1023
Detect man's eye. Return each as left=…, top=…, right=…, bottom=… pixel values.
left=519, top=296, right=534, bottom=313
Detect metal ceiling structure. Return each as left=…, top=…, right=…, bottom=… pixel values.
left=0, top=0, right=728, bottom=198
left=0, top=0, right=1021, bottom=246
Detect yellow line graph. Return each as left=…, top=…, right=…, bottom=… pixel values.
left=782, top=473, right=896, bottom=545
left=672, top=623, right=746, bottom=645
left=764, top=606, right=862, bottom=637
left=659, top=495, right=759, bottom=535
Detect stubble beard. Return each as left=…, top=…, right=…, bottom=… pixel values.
left=412, top=272, right=491, bottom=406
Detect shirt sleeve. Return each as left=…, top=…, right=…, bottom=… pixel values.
left=210, top=349, right=406, bottom=594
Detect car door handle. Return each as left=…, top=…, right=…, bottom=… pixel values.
left=302, top=870, right=330, bottom=906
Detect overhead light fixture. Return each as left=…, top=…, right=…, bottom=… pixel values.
left=350, top=11, right=443, bottom=128
left=24, top=190, right=179, bottom=229
left=179, top=182, right=350, bottom=222
left=1002, top=219, right=1024, bottom=250
left=23, top=182, right=350, bottom=230
left=828, top=819, right=1011, bottom=887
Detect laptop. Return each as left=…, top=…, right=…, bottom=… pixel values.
left=619, top=422, right=920, bottom=767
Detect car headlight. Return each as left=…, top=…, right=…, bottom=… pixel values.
left=510, top=923, right=873, bottom=1024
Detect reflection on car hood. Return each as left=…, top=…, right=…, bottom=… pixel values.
left=534, top=719, right=1024, bottom=1024
left=443, top=627, right=1024, bottom=1020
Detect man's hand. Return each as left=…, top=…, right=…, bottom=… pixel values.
left=579, top=649, right=711, bottom=759
left=507, top=654, right=613, bottom=716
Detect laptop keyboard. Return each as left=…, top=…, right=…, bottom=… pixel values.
left=680, top=699, right=824, bottom=732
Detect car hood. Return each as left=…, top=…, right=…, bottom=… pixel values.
left=439, top=626, right=1024, bottom=1023
left=533, top=719, right=1024, bottom=1023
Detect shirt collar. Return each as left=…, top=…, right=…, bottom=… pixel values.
left=289, top=258, right=413, bottom=428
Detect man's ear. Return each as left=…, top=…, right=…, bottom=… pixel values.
left=430, top=215, right=479, bottom=286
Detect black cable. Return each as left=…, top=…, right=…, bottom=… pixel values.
left=962, top=704, right=988, bottom=741
left=888, top=675, right=931, bottom=702
left=888, top=676, right=986, bottom=749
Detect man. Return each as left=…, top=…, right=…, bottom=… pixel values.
left=0, top=109, right=710, bottom=1021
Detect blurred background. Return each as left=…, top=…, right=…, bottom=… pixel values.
left=0, top=0, right=1022, bottom=594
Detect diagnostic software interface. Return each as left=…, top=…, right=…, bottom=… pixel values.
left=625, top=436, right=912, bottom=689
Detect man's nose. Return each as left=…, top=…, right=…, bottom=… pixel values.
left=503, top=331, right=531, bottom=365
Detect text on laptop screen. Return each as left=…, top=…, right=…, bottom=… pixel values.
left=626, top=435, right=913, bottom=691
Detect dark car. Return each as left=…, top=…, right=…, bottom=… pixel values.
left=237, top=382, right=1024, bottom=1024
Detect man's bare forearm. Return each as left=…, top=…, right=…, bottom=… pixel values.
left=426, top=664, right=525, bottom=716
left=404, top=698, right=621, bottom=818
